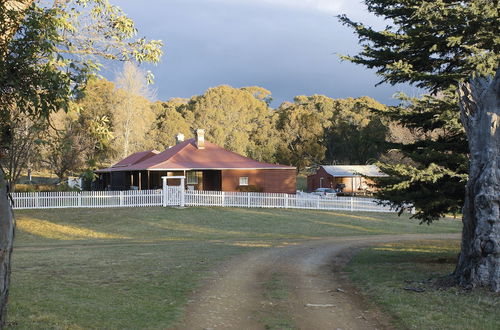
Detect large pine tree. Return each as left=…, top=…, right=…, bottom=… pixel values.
left=339, top=0, right=499, bottom=290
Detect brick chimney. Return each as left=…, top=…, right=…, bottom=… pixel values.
left=176, top=133, right=184, bottom=144
left=195, top=129, right=205, bottom=149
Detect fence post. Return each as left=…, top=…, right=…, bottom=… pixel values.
left=162, top=177, right=167, bottom=207
left=316, top=195, right=320, bottom=209
left=120, top=191, right=124, bottom=206
left=78, top=192, right=82, bottom=207
left=285, top=193, right=289, bottom=209
left=35, top=192, right=39, bottom=209
left=221, top=191, right=225, bottom=207
left=180, top=187, right=185, bottom=207
left=350, top=197, right=354, bottom=211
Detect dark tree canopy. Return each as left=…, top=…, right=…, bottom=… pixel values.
left=339, top=0, right=499, bottom=91
left=341, top=0, right=500, bottom=291
left=340, top=0, right=499, bottom=222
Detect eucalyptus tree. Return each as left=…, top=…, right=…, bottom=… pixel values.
left=181, top=85, right=275, bottom=161
left=0, top=0, right=162, bottom=324
left=114, top=62, right=156, bottom=159
left=340, top=0, right=499, bottom=290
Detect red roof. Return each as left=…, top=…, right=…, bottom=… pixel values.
left=96, top=139, right=294, bottom=172
left=109, top=150, right=160, bottom=169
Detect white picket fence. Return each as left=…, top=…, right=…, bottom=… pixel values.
left=185, top=190, right=392, bottom=212
left=11, top=189, right=394, bottom=213
left=12, top=190, right=164, bottom=209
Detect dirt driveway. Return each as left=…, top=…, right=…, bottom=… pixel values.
left=174, top=233, right=459, bottom=330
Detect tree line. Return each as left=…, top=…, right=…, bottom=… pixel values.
left=2, top=62, right=408, bottom=190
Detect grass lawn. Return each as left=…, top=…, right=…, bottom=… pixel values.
left=346, top=240, right=500, bottom=330
left=9, top=207, right=461, bottom=329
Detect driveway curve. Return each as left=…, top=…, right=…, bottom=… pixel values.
left=173, top=233, right=459, bottom=330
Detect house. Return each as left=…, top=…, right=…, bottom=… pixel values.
left=307, top=165, right=386, bottom=194
left=95, top=129, right=296, bottom=193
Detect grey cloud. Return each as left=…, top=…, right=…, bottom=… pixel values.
left=109, top=0, right=407, bottom=106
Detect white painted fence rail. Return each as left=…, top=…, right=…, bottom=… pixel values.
left=184, top=190, right=392, bottom=212
left=11, top=189, right=394, bottom=213
left=12, top=190, right=163, bottom=209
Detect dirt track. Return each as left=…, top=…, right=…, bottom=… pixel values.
left=174, top=233, right=459, bottom=330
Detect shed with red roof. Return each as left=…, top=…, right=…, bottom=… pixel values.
left=95, top=130, right=296, bottom=193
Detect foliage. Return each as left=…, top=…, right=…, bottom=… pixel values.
left=181, top=85, right=276, bottom=161
left=0, top=0, right=162, bottom=139
left=339, top=0, right=499, bottom=222
left=113, top=62, right=155, bottom=159
left=274, top=96, right=332, bottom=171
left=146, top=99, right=191, bottom=151
left=0, top=106, right=46, bottom=191
left=325, top=96, right=389, bottom=164
left=0, top=0, right=162, bottom=325
left=375, top=93, right=469, bottom=220
left=0, top=0, right=163, bottom=184
left=74, top=77, right=119, bottom=164
left=274, top=95, right=389, bottom=171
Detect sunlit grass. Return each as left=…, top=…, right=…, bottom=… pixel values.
left=17, top=217, right=129, bottom=240
left=346, top=240, right=499, bottom=330
left=9, top=207, right=462, bottom=329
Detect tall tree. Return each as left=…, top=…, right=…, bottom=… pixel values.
left=274, top=95, right=388, bottom=170
left=113, top=62, right=155, bottom=159
left=274, top=95, right=334, bottom=171
left=0, top=1, right=162, bottom=325
left=458, top=69, right=500, bottom=291
left=181, top=85, right=275, bottom=160
left=340, top=0, right=499, bottom=290
left=0, top=106, right=46, bottom=191
left=146, top=99, right=191, bottom=151
left=74, top=78, right=118, bottom=167
left=325, top=96, right=388, bottom=164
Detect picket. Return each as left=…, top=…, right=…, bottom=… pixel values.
left=11, top=189, right=394, bottom=213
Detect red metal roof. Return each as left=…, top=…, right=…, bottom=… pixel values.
left=96, top=139, right=295, bottom=172
left=109, top=150, right=160, bottom=169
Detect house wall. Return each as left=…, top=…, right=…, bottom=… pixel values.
left=307, top=167, right=333, bottom=191
left=103, top=169, right=295, bottom=193
left=221, top=169, right=296, bottom=194
left=307, top=168, right=377, bottom=193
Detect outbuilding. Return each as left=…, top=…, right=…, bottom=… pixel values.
left=307, top=165, right=386, bottom=194
left=95, top=129, right=296, bottom=194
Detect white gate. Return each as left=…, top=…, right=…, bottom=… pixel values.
left=161, top=176, right=185, bottom=207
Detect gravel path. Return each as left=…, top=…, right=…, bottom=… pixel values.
left=174, top=233, right=459, bottom=330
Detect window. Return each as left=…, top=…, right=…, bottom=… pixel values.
left=239, top=176, right=249, bottom=186
left=187, top=171, right=198, bottom=184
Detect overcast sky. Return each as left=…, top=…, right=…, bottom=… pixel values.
left=109, top=0, right=414, bottom=106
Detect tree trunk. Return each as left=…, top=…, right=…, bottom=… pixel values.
left=1, top=2, right=34, bottom=327
left=455, top=66, right=500, bottom=292
left=0, top=168, right=15, bottom=327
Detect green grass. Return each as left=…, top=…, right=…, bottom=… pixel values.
left=346, top=240, right=499, bottom=330
left=9, top=207, right=461, bottom=329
